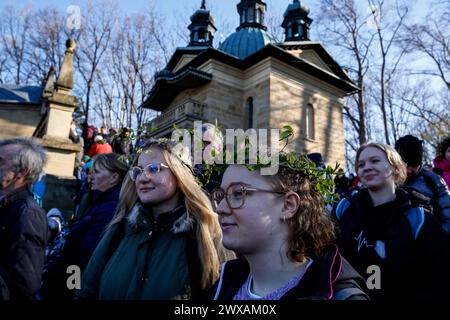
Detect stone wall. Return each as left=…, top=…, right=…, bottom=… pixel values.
left=43, top=174, right=77, bottom=220
left=269, top=72, right=346, bottom=168
left=0, top=104, right=42, bottom=139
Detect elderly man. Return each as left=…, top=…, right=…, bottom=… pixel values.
left=0, top=138, right=48, bottom=299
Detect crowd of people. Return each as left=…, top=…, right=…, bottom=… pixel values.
left=0, top=129, right=450, bottom=301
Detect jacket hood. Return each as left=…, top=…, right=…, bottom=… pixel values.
left=434, top=156, right=450, bottom=171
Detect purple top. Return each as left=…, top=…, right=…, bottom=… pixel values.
left=233, top=259, right=313, bottom=300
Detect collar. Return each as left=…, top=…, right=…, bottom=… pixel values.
left=127, top=202, right=194, bottom=234
left=0, top=186, right=31, bottom=209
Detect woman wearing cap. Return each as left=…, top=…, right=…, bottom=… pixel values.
left=87, top=135, right=113, bottom=157
left=76, top=139, right=231, bottom=300
left=210, top=156, right=369, bottom=300
left=334, top=143, right=450, bottom=300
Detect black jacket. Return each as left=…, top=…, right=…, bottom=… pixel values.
left=403, top=167, right=450, bottom=234
left=0, top=187, right=48, bottom=300
left=335, top=188, right=450, bottom=300
left=210, top=246, right=369, bottom=300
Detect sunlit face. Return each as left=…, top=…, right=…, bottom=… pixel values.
left=135, top=148, right=179, bottom=212
left=215, top=165, right=286, bottom=256
left=91, top=164, right=116, bottom=192
left=445, top=147, right=450, bottom=162
left=357, top=147, right=396, bottom=190
left=0, top=145, right=20, bottom=195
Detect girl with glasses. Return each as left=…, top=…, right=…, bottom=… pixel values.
left=77, top=139, right=231, bottom=300
left=210, top=161, right=369, bottom=300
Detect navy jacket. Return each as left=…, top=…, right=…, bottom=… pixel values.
left=0, top=187, right=48, bottom=300
left=403, top=167, right=450, bottom=234
left=62, top=183, right=122, bottom=270
left=335, top=188, right=450, bottom=300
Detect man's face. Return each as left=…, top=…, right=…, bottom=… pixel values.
left=0, top=145, right=20, bottom=195
left=406, top=165, right=420, bottom=178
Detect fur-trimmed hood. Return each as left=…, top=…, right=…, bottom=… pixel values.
left=126, top=202, right=195, bottom=234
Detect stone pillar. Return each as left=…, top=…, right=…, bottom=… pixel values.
left=33, top=39, right=82, bottom=217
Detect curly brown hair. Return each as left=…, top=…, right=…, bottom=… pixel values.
left=266, top=164, right=336, bottom=263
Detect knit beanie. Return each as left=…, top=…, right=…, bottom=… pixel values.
left=395, top=135, right=423, bottom=166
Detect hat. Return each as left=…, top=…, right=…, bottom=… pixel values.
left=395, top=135, right=423, bottom=167
left=94, top=135, right=104, bottom=142
left=307, top=152, right=324, bottom=167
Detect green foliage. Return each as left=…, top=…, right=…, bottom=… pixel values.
left=130, top=125, right=340, bottom=203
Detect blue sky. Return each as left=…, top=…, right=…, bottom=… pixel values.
left=5, top=0, right=431, bottom=39
left=5, top=0, right=292, bottom=21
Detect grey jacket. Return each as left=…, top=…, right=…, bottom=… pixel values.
left=404, top=167, right=450, bottom=234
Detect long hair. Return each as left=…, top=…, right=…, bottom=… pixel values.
left=110, top=139, right=227, bottom=289
left=355, top=142, right=407, bottom=186
left=266, top=165, right=336, bottom=263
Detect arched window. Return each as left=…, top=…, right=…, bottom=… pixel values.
left=241, top=9, right=246, bottom=24
left=198, top=29, right=206, bottom=42
left=292, top=22, right=299, bottom=37
left=248, top=8, right=255, bottom=22
left=259, top=10, right=264, bottom=24
left=305, top=104, right=315, bottom=140
left=246, top=97, right=254, bottom=129
left=256, top=8, right=261, bottom=23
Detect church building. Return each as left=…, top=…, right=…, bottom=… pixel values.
left=141, top=0, right=358, bottom=166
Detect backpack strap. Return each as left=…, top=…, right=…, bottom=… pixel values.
left=332, top=286, right=368, bottom=300
left=335, top=198, right=351, bottom=221
left=405, top=206, right=425, bottom=240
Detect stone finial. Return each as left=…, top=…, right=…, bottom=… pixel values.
left=201, top=0, right=206, bottom=9
left=42, top=65, right=55, bottom=98
left=55, top=38, right=76, bottom=93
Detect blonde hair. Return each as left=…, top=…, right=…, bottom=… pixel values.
left=355, top=142, right=407, bottom=186
left=110, top=139, right=228, bottom=289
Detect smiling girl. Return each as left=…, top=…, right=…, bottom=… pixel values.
left=76, top=139, right=230, bottom=300
left=335, top=143, right=450, bottom=300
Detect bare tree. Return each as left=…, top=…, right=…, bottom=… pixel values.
left=73, top=0, right=115, bottom=124
left=27, top=7, right=67, bottom=83
left=315, top=0, right=376, bottom=148
left=90, top=3, right=169, bottom=132
left=401, top=1, right=450, bottom=89
left=0, top=4, right=33, bottom=84
left=400, top=81, right=450, bottom=157
left=366, top=0, right=409, bottom=145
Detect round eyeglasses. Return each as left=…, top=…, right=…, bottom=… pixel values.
left=211, top=183, right=285, bottom=210
left=129, top=163, right=169, bottom=181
